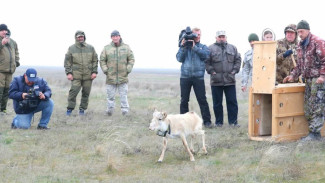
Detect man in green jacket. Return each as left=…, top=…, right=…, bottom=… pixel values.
left=64, top=30, right=98, bottom=116
left=100, top=30, right=135, bottom=116
left=0, top=24, right=20, bottom=114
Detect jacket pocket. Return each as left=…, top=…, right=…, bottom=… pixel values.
left=224, top=73, right=235, bottom=83
left=211, top=73, right=222, bottom=84
left=226, top=51, right=235, bottom=63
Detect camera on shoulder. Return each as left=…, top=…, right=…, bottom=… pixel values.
left=178, top=26, right=198, bottom=48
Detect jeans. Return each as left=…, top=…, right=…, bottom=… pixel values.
left=180, top=77, right=211, bottom=125
left=211, top=85, right=238, bottom=125
left=12, top=99, right=54, bottom=129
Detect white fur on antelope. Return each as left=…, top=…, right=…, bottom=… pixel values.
left=149, top=109, right=207, bottom=162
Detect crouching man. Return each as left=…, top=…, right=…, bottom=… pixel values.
left=9, top=68, right=54, bottom=129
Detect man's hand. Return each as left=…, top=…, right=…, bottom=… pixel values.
left=1, top=37, right=9, bottom=45
left=181, top=39, right=185, bottom=47
left=283, top=75, right=294, bottom=83
left=91, top=73, right=97, bottom=80
left=241, top=86, right=247, bottom=92
left=38, top=92, right=46, bottom=100
left=22, top=93, right=28, bottom=99
left=67, top=74, right=73, bottom=81
left=316, top=76, right=325, bottom=84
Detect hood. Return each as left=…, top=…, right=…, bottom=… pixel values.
left=75, top=30, right=86, bottom=41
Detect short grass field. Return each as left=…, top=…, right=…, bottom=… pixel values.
left=1, top=66, right=325, bottom=183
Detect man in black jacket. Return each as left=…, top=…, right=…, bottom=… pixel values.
left=206, top=30, right=241, bottom=127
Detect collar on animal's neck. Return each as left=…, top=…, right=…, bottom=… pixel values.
left=157, top=124, right=171, bottom=137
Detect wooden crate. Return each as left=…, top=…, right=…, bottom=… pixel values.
left=248, top=42, right=325, bottom=142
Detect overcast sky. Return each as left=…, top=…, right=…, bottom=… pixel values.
left=3, top=0, right=324, bottom=69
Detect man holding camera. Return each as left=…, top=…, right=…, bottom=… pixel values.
left=9, top=68, right=54, bottom=129
left=0, top=24, right=20, bottom=114
left=206, top=30, right=241, bottom=127
left=176, top=27, right=212, bottom=128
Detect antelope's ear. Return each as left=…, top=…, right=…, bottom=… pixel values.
left=153, top=108, right=158, bottom=112
left=162, top=112, right=167, bottom=119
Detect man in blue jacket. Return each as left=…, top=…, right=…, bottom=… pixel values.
left=9, top=68, right=54, bottom=129
left=176, top=27, right=212, bottom=128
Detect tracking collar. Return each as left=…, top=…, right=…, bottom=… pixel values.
left=156, top=124, right=171, bottom=137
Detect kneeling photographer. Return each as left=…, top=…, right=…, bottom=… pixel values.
left=9, top=68, right=54, bottom=129
left=176, top=27, right=212, bottom=128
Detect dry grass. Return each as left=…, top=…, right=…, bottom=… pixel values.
left=0, top=67, right=325, bottom=182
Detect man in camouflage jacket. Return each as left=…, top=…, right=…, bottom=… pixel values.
left=276, top=24, right=299, bottom=83
left=100, top=30, right=134, bottom=116
left=241, top=33, right=259, bottom=92
left=0, top=24, right=20, bottom=114
left=283, top=20, right=325, bottom=141
left=64, top=30, right=98, bottom=115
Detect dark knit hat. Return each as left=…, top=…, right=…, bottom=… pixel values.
left=248, top=33, right=259, bottom=42
left=297, top=20, right=310, bottom=30
left=111, top=30, right=120, bottom=37
left=0, top=24, right=8, bottom=31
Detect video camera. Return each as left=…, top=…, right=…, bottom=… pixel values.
left=178, top=26, right=198, bottom=48
left=19, top=90, right=40, bottom=109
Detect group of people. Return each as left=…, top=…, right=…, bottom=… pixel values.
left=177, top=20, right=325, bottom=141
left=0, top=24, right=134, bottom=130
left=1, top=20, right=324, bottom=141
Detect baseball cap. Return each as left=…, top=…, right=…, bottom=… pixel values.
left=25, top=68, right=37, bottom=82
left=216, top=30, right=226, bottom=37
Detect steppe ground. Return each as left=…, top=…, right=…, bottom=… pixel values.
left=0, top=66, right=325, bottom=183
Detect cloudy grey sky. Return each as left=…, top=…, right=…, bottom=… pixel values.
left=3, top=0, right=324, bottom=69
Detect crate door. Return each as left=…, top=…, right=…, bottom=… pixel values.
left=252, top=41, right=276, bottom=94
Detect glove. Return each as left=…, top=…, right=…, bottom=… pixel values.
left=283, top=50, right=293, bottom=58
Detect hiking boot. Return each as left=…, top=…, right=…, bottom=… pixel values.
left=301, top=132, right=321, bottom=141
left=204, top=123, right=213, bottom=129
left=66, top=109, right=73, bottom=116
left=229, top=123, right=240, bottom=128
left=106, top=110, right=112, bottom=116
left=215, top=124, right=223, bottom=128
left=37, top=125, right=50, bottom=130
left=122, top=111, right=129, bottom=116
left=79, top=109, right=85, bottom=116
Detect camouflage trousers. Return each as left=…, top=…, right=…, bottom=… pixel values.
left=304, top=78, right=325, bottom=133
left=67, top=79, right=93, bottom=110
left=106, top=83, right=129, bottom=113
left=0, top=72, right=12, bottom=111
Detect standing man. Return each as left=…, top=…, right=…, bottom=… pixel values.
left=176, top=27, right=212, bottom=128
left=100, top=30, right=135, bottom=116
left=9, top=68, right=53, bottom=129
left=0, top=24, right=20, bottom=114
left=276, top=24, right=299, bottom=83
left=242, top=33, right=259, bottom=92
left=64, top=30, right=98, bottom=116
left=283, top=20, right=325, bottom=141
left=206, top=31, right=241, bottom=127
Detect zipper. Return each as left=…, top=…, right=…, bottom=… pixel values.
left=7, top=45, right=12, bottom=72
left=116, top=46, right=118, bottom=83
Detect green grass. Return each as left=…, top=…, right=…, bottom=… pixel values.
left=0, top=67, right=325, bottom=182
